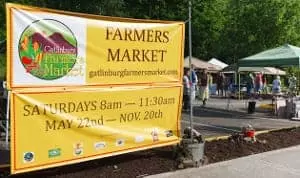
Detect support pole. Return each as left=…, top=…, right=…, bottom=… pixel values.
left=188, top=0, right=194, bottom=142
left=5, top=90, right=10, bottom=149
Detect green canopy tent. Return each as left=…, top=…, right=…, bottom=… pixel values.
left=238, top=44, right=300, bottom=67
left=236, top=44, right=300, bottom=99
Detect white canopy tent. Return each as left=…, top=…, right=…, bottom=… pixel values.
left=208, top=58, right=228, bottom=69
left=184, top=57, right=222, bottom=73
left=223, top=66, right=286, bottom=75
left=238, top=67, right=286, bottom=75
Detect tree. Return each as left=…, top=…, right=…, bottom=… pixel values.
left=219, top=0, right=300, bottom=63
left=2, top=0, right=300, bottom=65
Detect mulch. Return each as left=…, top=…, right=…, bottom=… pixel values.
left=3, top=127, right=300, bottom=178
left=205, top=128, right=300, bottom=164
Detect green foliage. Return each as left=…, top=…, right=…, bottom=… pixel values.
left=0, top=54, right=5, bottom=80
left=284, top=66, right=300, bottom=93
left=1, top=0, right=300, bottom=67
left=221, top=0, right=300, bottom=63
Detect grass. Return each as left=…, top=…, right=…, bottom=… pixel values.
left=0, top=53, right=6, bottom=80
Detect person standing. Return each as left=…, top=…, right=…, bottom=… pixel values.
left=255, top=72, right=263, bottom=93
left=262, top=75, right=267, bottom=93
left=224, top=75, right=230, bottom=98
left=288, top=74, right=297, bottom=95
left=190, top=64, right=198, bottom=101
left=199, top=69, right=209, bottom=106
left=272, top=75, right=281, bottom=94
left=217, top=72, right=225, bottom=97
left=246, top=73, right=254, bottom=96
left=183, top=68, right=190, bottom=111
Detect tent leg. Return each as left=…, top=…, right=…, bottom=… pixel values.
left=239, top=73, right=241, bottom=100
left=235, top=72, right=237, bottom=85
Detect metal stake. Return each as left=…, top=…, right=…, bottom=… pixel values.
left=188, top=0, right=194, bottom=142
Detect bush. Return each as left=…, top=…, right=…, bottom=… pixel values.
left=0, top=54, right=6, bottom=80
left=285, top=67, right=300, bottom=94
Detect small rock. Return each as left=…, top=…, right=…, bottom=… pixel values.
left=178, top=163, right=184, bottom=169
left=243, top=137, right=253, bottom=142
left=258, top=139, right=267, bottom=144
left=113, top=165, right=118, bottom=170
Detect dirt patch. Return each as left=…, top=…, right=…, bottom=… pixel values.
left=9, top=147, right=177, bottom=178
left=6, top=128, right=300, bottom=178
left=205, top=128, right=300, bottom=163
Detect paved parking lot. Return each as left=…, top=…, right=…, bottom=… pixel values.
left=182, top=97, right=300, bottom=138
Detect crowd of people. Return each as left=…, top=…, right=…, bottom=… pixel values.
left=245, top=72, right=267, bottom=95
left=183, top=66, right=232, bottom=111
left=183, top=66, right=211, bottom=111
left=183, top=66, right=298, bottom=111
left=245, top=72, right=297, bottom=96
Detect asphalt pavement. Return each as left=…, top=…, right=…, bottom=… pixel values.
left=181, top=97, right=300, bottom=138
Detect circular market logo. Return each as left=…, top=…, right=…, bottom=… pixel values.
left=23, top=152, right=34, bottom=163
left=18, top=19, right=77, bottom=80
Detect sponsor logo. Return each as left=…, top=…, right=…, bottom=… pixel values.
left=19, top=19, right=77, bottom=80
left=151, top=128, right=159, bottom=142
left=94, top=142, right=106, bottom=150
left=164, top=130, right=173, bottom=137
left=48, top=148, right=61, bottom=158
left=135, top=135, right=144, bottom=143
left=73, top=142, right=83, bottom=156
left=23, top=152, right=34, bottom=163
left=116, top=139, right=125, bottom=146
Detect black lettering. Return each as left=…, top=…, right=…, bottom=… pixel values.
left=32, top=105, right=40, bottom=115
left=132, top=49, right=141, bottom=61
left=163, top=31, right=169, bottom=43
left=23, top=105, right=31, bottom=116
left=48, top=104, right=57, bottom=114
left=147, top=29, right=154, bottom=42
left=122, top=49, right=131, bottom=61
left=155, top=31, right=162, bottom=42
left=100, top=100, right=106, bottom=110
left=152, top=50, right=158, bottom=62
left=142, top=50, right=151, bottom=61
left=46, top=120, right=56, bottom=131
left=108, top=48, right=121, bottom=61
left=106, top=26, right=114, bottom=40
left=91, top=101, right=97, bottom=110
left=84, top=118, right=91, bottom=127
left=68, top=102, right=76, bottom=113
left=144, top=111, right=149, bottom=120
left=160, top=50, right=167, bottom=62
left=76, top=102, right=84, bottom=112
left=66, top=119, right=73, bottom=128
left=57, top=120, right=66, bottom=130
left=124, top=28, right=133, bottom=41
left=84, top=101, right=91, bottom=111
left=77, top=118, right=84, bottom=128
left=113, top=28, right=123, bottom=40
left=59, top=103, right=67, bottom=113
left=134, top=29, right=145, bottom=41
left=43, top=104, right=48, bottom=115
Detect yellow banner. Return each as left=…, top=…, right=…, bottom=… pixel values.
left=11, top=86, right=182, bottom=174
left=6, top=3, right=185, bottom=89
